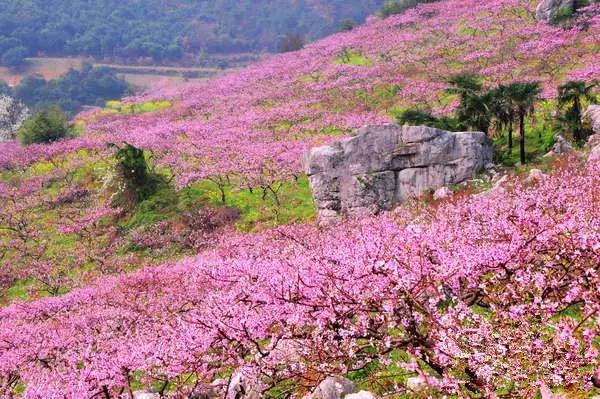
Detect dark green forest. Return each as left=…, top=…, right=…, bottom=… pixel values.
left=0, top=0, right=384, bottom=66
left=1, top=64, right=130, bottom=116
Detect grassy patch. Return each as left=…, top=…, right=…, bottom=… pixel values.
left=336, top=49, right=373, bottom=66
left=493, top=123, right=555, bottom=167
left=189, top=175, right=316, bottom=231
left=105, top=100, right=173, bottom=114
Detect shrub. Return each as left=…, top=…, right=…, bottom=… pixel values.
left=279, top=33, right=305, bottom=53
left=17, top=107, right=71, bottom=145
left=340, top=19, right=356, bottom=31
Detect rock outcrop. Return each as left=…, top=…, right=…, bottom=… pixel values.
left=584, top=105, right=600, bottom=136
left=305, top=124, right=493, bottom=222
left=551, top=135, right=573, bottom=155
left=0, top=95, right=29, bottom=142
left=535, top=0, right=574, bottom=23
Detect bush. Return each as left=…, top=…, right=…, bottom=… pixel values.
left=17, top=107, right=71, bottom=145
left=340, top=19, right=356, bottom=31
left=279, top=33, right=305, bottom=53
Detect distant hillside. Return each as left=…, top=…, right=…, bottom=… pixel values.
left=0, top=0, right=384, bottom=65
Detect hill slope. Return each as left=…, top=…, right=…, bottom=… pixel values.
left=0, top=0, right=599, bottom=397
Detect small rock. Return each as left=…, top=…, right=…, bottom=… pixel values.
left=552, top=135, right=573, bottom=154
left=433, top=186, right=451, bottom=200
left=406, top=375, right=426, bottom=390
left=525, top=169, right=547, bottom=184
left=133, top=392, right=159, bottom=399
left=307, top=376, right=355, bottom=399
left=345, top=391, right=376, bottom=399
left=189, top=384, right=219, bottom=399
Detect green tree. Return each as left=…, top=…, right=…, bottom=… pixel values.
left=447, top=74, right=492, bottom=134
left=489, top=84, right=518, bottom=149
left=396, top=108, right=438, bottom=126
left=396, top=108, right=461, bottom=131
left=1, top=46, right=27, bottom=69
left=17, top=107, right=71, bottom=145
left=113, top=144, right=161, bottom=207
left=557, top=80, right=597, bottom=144
left=505, top=82, right=542, bottom=164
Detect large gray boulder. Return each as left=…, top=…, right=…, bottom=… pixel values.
left=536, top=0, right=574, bottom=23
left=306, top=124, right=493, bottom=222
left=0, top=95, right=29, bottom=142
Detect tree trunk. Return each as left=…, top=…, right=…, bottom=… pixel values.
left=508, top=119, right=513, bottom=149
left=574, top=97, right=582, bottom=143
left=519, top=112, right=526, bottom=164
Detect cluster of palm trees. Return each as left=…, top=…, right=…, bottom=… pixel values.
left=398, top=74, right=597, bottom=164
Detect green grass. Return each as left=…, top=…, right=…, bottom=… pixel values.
left=493, top=124, right=555, bottom=167
left=336, top=49, right=373, bottom=66
left=189, top=175, right=316, bottom=231
left=120, top=173, right=315, bottom=232
left=105, top=99, right=173, bottom=115
left=5, top=280, right=33, bottom=300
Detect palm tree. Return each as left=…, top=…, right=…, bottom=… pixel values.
left=446, top=74, right=483, bottom=98
left=396, top=108, right=439, bottom=127
left=505, top=82, right=542, bottom=164
left=489, top=85, right=517, bottom=149
left=557, top=80, right=597, bottom=144
left=447, top=74, right=493, bottom=134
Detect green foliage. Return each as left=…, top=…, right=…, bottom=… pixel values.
left=379, top=0, right=439, bottom=18
left=396, top=107, right=463, bottom=131
left=188, top=175, right=315, bottom=231
left=340, top=19, right=356, bottom=32
left=279, top=33, right=305, bottom=53
left=0, top=0, right=383, bottom=60
left=554, top=6, right=575, bottom=22
left=12, top=63, right=130, bottom=116
left=1, top=46, right=27, bottom=69
left=105, top=100, right=172, bottom=115
left=556, top=80, right=597, bottom=143
left=17, top=107, right=71, bottom=145
left=336, top=48, right=372, bottom=66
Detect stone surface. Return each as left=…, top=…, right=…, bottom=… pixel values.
left=225, top=371, right=261, bottom=399
left=305, top=376, right=355, bottom=399
left=584, top=105, right=600, bottom=148
left=551, top=135, right=573, bottom=154
left=406, top=375, right=426, bottom=391
left=0, top=95, right=29, bottom=142
left=345, top=391, right=376, bottom=399
left=525, top=168, right=547, bottom=184
left=585, top=105, right=600, bottom=134
left=535, top=0, right=574, bottom=23
left=305, top=124, right=493, bottom=221
left=133, top=392, right=159, bottom=399
left=433, top=186, right=451, bottom=200
left=589, top=144, right=600, bottom=162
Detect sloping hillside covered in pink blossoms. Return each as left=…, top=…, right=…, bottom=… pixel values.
left=0, top=0, right=600, bottom=398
